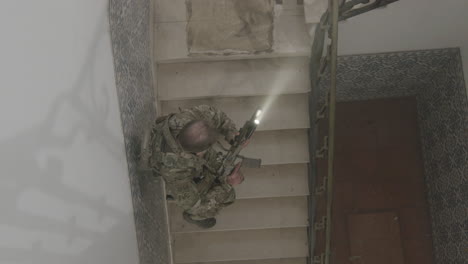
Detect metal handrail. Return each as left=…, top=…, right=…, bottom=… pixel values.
left=307, top=1, right=400, bottom=263
left=324, top=0, right=339, bottom=263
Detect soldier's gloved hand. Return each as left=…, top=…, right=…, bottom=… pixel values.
left=226, top=130, right=239, bottom=143
left=226, top=131, right=250, bottom=148
left=227, top=162, right=244, bottom=186
left=241, top=139, right=250, bottom=148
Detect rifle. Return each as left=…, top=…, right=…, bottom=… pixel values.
left=217, top=108, right=263, bottom=182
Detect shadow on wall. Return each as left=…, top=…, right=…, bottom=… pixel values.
left=0, top=11, right=137, bottom=264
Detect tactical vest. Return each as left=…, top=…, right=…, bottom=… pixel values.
left=149, top=115, right=207, bottom=179
left=149, top=114, right=178, bottom=172
left=149, top=115, right=231, bottom=199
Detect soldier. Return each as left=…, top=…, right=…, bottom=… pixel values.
left=140, top=105, right=246, bottom=229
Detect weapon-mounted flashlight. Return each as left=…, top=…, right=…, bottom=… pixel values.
left=253, top=109, right=262, bottom=125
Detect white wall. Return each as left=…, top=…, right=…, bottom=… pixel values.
left=0, top=1, right=139, bottom=263
left=338, top=0, right=468, bottom=91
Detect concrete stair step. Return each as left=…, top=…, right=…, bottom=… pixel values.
left=235, top=164, right=309, bottom=199
left=154, top=19, right=310, bottom=63
left=173, top=227, right=309, bottom=263
left=161, top=94, right=310, bottom=131
left=304, top=0, right=328, bottom=24
left=156, top=57, right=310, bottom=100
left=169, top=196, right=308, bottom=233
left=243, top=129, right=310, bottom=165
left=181, top=258, right=307, bottom=264
left=154, top=0, right=309, bottom=24
left=166, top=163, right=309, bottom=204
left=154, top=0, right=311, bottom=62
left=157, top=52, right=311, bottom=64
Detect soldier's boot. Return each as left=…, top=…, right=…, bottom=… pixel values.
left=183, top=212, right=216, bottom=229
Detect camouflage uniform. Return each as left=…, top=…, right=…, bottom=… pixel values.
left=148, top=105, right=238, bottom=220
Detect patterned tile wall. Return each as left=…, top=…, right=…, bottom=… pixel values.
left=318, top=49, right=456, bottom=102
left=319, top=48, right=467, bottom=263
left=416, top=51, right=468, bottom=264
left=108, top=1, right=171, bottom=264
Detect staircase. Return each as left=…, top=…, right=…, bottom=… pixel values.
left=153, top=1, right=315, bottom=263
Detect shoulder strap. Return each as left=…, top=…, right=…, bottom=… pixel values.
left=162, top=114, right=183, bottom=154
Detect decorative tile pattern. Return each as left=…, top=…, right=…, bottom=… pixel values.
left=319, top=48, right=467, bottom=264
left=416, top=50, right=468, bottom=264
left=108, top=1, right=170, bottom=264
left=318, top=49, right=456, bottom=102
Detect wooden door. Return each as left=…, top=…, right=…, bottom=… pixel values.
left=347, top=211, right=405, bottom=264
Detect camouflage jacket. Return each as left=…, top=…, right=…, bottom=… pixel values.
left=150, top=105, right=238, bottom=212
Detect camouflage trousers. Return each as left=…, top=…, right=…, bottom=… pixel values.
left=186, top=184, right=235, bottom=220
left=154, top=144, right=236, bottom=220
left=165, top=179, right=236, bottom=220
